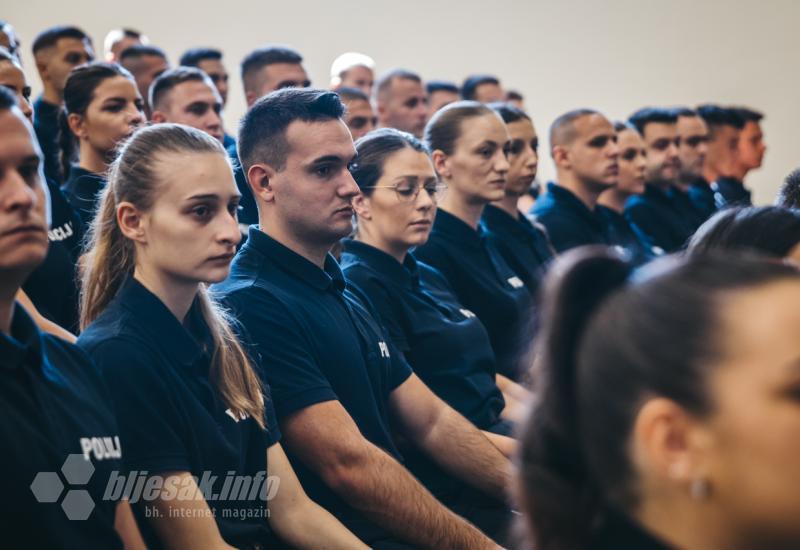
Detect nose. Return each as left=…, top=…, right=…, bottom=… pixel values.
left=494, top=150, right=510, bottom=174
left=339, top=168, right=362, bottom=200
left=416, top=185, right=436, bottom=210
left=607, top=140, right=620, bottom=160
left=3, top=169, right=38, bottom=213
left=129, top=107, right=144, bottom=127
left=207, top=111, right=223, bottom=133
left=220, top=208, right=242, bottom=247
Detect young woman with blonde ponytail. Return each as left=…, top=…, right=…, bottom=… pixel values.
left=77, top=123, right=367, bottom=550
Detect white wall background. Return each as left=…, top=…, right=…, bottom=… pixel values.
left=8, top=0, right=799, bottom=204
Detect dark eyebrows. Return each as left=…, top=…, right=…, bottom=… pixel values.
left=186, top=192, right=242, bottom=201
left=309, top=154, right=352, bottom=167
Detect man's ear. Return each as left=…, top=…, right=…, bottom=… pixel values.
left=150, top=110, right=167, bottom=124
left=247, top=163, right=276, bottom=205
left=352, top=193, right=371, bottom=220
left=245, top=90, right=257, bottom=109
left=431, top=150, right=451, bottom=179
left=34, top=52, right=50, bottom=81
left=116, top=201, right=147, bottom=244
left=67, top=113, right=86, bottom=140
left=552, top=145, right=570, bottom=170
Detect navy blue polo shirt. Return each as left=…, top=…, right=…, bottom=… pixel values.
left=624, top=184, right=696, bottom=253
left=22, top=176, right=84, bottom=332
left=62, top=165, right=107, bottom=236
left=0, top=304, right=123, bottom=549
left=687, top=177, right=718, bottom=222
left=667, top=187, right=705, bottom=232
left=480, top=204, right=555, bottom=297
left=227, top=143, right=259, bottom=227
left=214, top=227, right=412, bottom=542
left=222, top=132, right=236, bottom=150
left=33, top=96, right=62, bottom=183
left=414, top=209, right=533, bottom=381
left=713, top=176, right=752, bottom=208
left=340, top=239, right=506, bottom=431
left=77, top=277, right=280, bottom=549
left=596, top=205, right=662, bottom=265
left=529, top=182, right=611, bottom=253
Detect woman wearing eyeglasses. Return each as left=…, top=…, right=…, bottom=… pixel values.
left=342, top=128, right=521, bottom=457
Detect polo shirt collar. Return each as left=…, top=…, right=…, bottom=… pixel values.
left=114, top=276, right=211, bottom=370
left=245, top=226, right=346, bottom=293
left=482, top=204, right=535, bottom=238
left=546, top=182, right=605, bottom=230
left=432, top=209, right=483, bottom=248
left=0, top=304, right=44, bottom=371
left=643, top=183, right=672, bottom=203
left=342, top=239, right=420, bottom=289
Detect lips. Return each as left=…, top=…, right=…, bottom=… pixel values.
left=2, top=223, right=45, bottom=238
left=409, top=219, right=432, bottom=227
left=334, top=205, right=354, bottom=216
left=207, top=251, right=235, bottom=263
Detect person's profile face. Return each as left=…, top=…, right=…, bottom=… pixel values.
left=565, top=114, right=619, bottom=190
left=75, top=76, right=144, bottom=159
left=268, top=119, right=359, bottom=245
left=708, top=125, right=741, bottom=177
left=382, top=77, right=427, bottom=138
left=505, top=118, right=539, bottom=197
left=642, top=122, right=679, bottom=185
left=257, top=63, right=310, bottom=99
left=737, top=121, right=766, bottom=171
left=136, top=151, right=241, bottom=285
left=45, top=37, right=95, bottom=94
left=615, top=128, right=647, bottom=196
left=676, top=115, right=709, bottom=181
left=0, top=108, right=49, bottom=275
left=197, top=58, right=229, bottom=107
left=473, top=82, right=504, bottom=104
left=158, top=80, right=223, bottom=143
left=0, top=61, right=33, bottom=122
left=343, top=98, right=376, bottom=141
left=339, top=65, right=373, bottom=96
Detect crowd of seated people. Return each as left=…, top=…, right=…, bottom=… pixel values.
left=2, top=19, right=799, bottom=550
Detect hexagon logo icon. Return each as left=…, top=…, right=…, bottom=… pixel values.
left=30, top=472, right=64, bottom=503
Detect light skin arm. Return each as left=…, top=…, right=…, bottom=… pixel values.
left=142, top=472, right=237, bottom=550
left=282, top=400, right=499, bottom=549
left=114, top=499, right=147, bottom=550
left=389, top=374, right=512, bottom=501
left=482, top=431, right=517, bottom=459
left=15, top=289, right=76, bottom=343
left=266, top=442, right=368, bottom=549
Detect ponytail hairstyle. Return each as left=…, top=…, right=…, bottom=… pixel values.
left=423, top=100, right=496, bottom=156
left=518, top=247, right=800, bottom=549
left=81, top=123, right=266, bottom=428
left=59, top=62, right=135, bottom=182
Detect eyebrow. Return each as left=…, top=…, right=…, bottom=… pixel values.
left=185, top=192, right=241, bottom=201
left=309, top=154, right=354, bottom=166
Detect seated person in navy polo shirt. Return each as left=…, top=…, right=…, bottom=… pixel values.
left=149, top=67, right=225, bottom=144
left=230, top=45, right=311, bottom=228
left=415, top=101, right=534, bottom=383
left=597, top=122, right=663, bottom=264
left=61, top=62, right=144, bottom=235
left=697, top=104, right=750, bottom=208
left=343, top=127, right=527, bottom=439
left=215, top=88, right=512, bottom=549
left=483, top=102, right=554, bottom=297
left=730, top=107, right=766, bottom=200
left=0, top=87, right=144, bottom=549
left=78, top=123, right=365, bottom=549
left=30, top=25, right=94, bottom=183
left=625, top=108, right=697, bottom=252
left=675, top=107, right=715, bottom=221
left=178, top=47, right=236, bottom=148
left=529, top=108, right=617, bottom=252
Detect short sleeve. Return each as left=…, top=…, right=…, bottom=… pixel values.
left=87, top=338, right=191, bottom=474
left=386, top=339, right=413, bottom=393
left=262, top=382, right=282, bottom=447
left=221, top=289, right=338, bottom=419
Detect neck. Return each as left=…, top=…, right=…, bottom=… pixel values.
left=597, top=188, right=629, bottom=213
left=41, top=85, right=62, bottom=106
left=490, top=193, right=520, bottom=219
left=556, top=173, right=602, bottom=210
left=133, top=264, right=198, bottom=322
left=703, top=163, right=721, bottom=184
left=730, top=164, right=749, bottom=181
left=79, top=142, right=109, bottom=175
left=634, top=496, right=736, bottom=550
left=260, top=214, right=331, bottom=268
left=438, top=185, right=485, bottom=229
left=355, top=228, right=407, bottom=264
left=649, top=178, right=672, bottom=192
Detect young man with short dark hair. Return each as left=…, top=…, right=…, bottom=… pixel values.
left=31, top=25, right=94, bottom=182
left=375, top=68, right=427, bottom=137
left=426, top=80, right=460, bottom=118
left=337, top=87, right=376, bottom=141
left=461, top=74, right=504, bottom=103
left=179, top=47, right=234, bottom=147
left=149, top=67, right=224, bottom=143
left=216, top=88, right=512, bottom=549
left=674, top=107, right=714, bottom=220
left=732, top=106, right=766, bottom=185
left=118, top=45, right=169, bottom=118
left=697, top=104, right=749, bottom=207
left=240, top=44, right=309, bottom=108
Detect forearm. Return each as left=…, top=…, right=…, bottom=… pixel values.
left=419, top=407, right=511, bottom=500
left=331, top=445, right=497, bottom=549
left=482, top=431, right=517, bottom=459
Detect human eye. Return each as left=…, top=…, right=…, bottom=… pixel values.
left=395, top=180, right=416, bottom=197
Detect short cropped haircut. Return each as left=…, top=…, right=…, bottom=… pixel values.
left=489, top=101, right=530, bottom=124
left=614, top=120, right=638, bottom=133
left=0, top=85, right=17, bottom=110
left=672, top=106, right=698, bottom=118
left=336, top=86, right=370, bottom=103
left=119, top=44, right=167, bottom=63
left=150, top=66, right=213, bottom=111
left=461, top=74, right=500, bottom=100
left=549, top=108, right=599, bottom=148
left=628, top=107, right=678, bottom=135
left=426, top=80, right=459, bottom=95
left=32, top=25, right=89, bottom=55
left=696, top=104, right=745, bottom=131
left=375, top=68, right=421, bottom=102
left=240, top=45, right=302, bottom=91
left=732, top=106, right=764, bottom=123
left=238, top=88, right=345, bottom=173
left=776, top=167, right=800, bottom=209
left=506, top=89, right=524, bottom=102
left=180, top=47, right=222, bottom=67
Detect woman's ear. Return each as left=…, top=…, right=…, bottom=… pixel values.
left=67, top=113, right=86, bottom=140
left=431, top=150, right=451, bottom=179
left=116, top=201, right=147, bottom=243
left=352, top=193, right=371, bottom=220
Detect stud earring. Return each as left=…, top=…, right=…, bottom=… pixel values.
left=690, top=477, right=710, bottom=500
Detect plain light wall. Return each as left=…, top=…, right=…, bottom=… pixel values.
left=8, top=0, right=798, bottom=204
